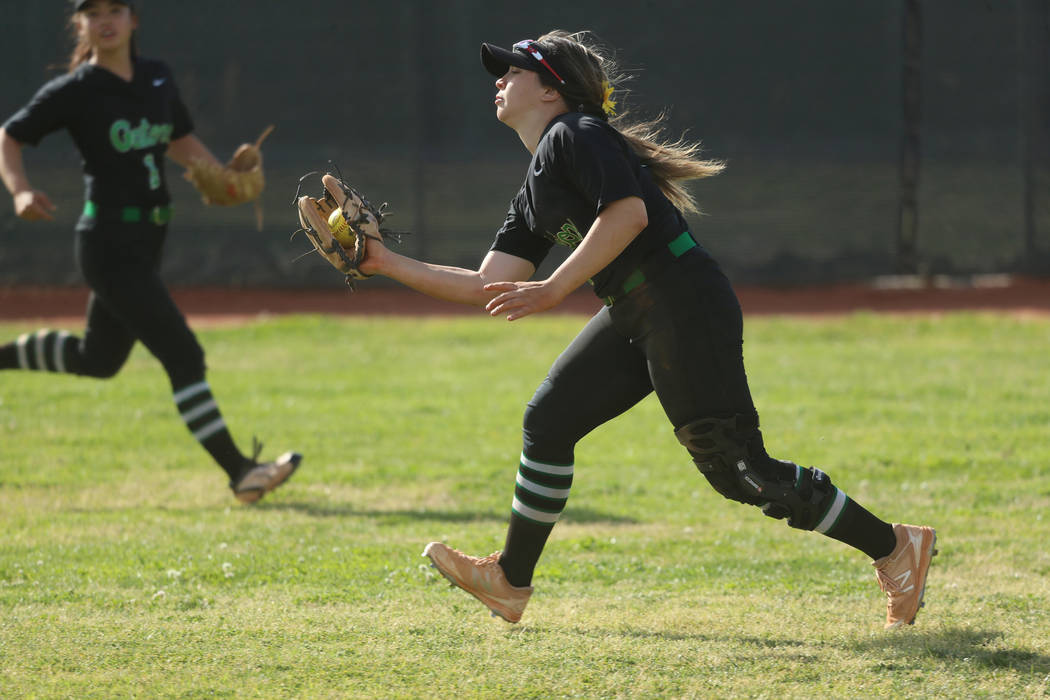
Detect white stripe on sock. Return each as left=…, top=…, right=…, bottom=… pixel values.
left=173, top=381, right=210, bottom=404
left=511, top=496, right=561, bottom=524
left=16, top=333, right=30, bottom=369
left=181, top=399, right=218, bottom=424
left=519, top=452, right=574, bottom=476
left=814, top=488, right=847, bottom=534
left=516, top=472, right=571, bottom=499
left=53, top=331, right=72, bottom=373
left=192, top=417, right=226, bottom=441
left=34, top=329, right=51, bottom=371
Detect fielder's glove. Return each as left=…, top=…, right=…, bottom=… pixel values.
left=294, top=171, right=400, bottom=287
left=184, top=125, right=274, bottom=207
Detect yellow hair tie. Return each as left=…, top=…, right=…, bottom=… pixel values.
left=601, top=80, right=617, bottom=116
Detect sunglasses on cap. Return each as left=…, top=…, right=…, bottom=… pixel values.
left=513, top=40, right=566, bottom=85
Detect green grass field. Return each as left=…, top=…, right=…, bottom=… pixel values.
left=1, top=312, right=1049, bottom=698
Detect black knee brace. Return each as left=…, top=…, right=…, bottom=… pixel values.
left=674, top=414, right=839, bottom=531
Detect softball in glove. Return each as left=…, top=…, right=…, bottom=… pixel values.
left=294, top=171, right=398, bottom=287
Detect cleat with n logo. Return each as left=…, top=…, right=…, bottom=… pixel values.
left=422, top=542, right=533, bottom=623
left=873, top=523, right=937, bottom=629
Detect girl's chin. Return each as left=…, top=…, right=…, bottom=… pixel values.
left=94, top=36, right=128, bottom=50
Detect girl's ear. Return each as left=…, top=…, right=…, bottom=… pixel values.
left=540, top=87, right=562, bottom=103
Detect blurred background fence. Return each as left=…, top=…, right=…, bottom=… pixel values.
left=2, top=0, right=1049, bottom=287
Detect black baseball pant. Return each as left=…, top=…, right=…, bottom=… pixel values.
left=70, top=219, right=204, bottom=386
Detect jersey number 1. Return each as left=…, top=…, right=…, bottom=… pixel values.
left=143, top=153, right=161, bottom=190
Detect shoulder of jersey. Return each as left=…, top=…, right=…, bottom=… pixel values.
left=577, top=113, right=613, bottom=132
left=50, top=64, right=88, bottom=87
left=540, top=114, right=614, bottom=160
left=542, top=115, right=577, bottom=143
left=137, top=57, right=171, bottom=79
left=552, top=113, right=610, bottom=136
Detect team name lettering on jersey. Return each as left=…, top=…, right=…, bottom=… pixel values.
left=109, top=118, right=174, bottom=153
left=549, top=219, right=583, bottom=248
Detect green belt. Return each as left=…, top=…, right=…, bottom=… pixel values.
left=82, top=201, right=173, bottom=225
left=601, top=231, right=697, bottom=306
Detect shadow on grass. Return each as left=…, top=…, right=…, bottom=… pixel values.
left=851, top=626, right=1050, bottom=674
left=54, top=500, right=638, bottom=525
left=260, top=501, right=638, bottom=525
left=537, top=625, right=812, bottom=646
left=525, top=624, right=1049, bottom=677
left=262, top=501, right=505, bottom=523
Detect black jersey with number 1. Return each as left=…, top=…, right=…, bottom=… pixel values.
left=2, top=56, right=193, bottom=209
left=489, top=112, right=715, bottom=300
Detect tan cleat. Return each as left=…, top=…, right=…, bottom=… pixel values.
left=232, top=451, right=302, bottom=504
left=422, top=542, right=533, bottom=623
left=873, top=523, right=937, bottom=629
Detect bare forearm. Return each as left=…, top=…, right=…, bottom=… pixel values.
left=0, top=129, right=31, bottom=195
left=369, top=247, right=536, bottom=307
left=545, top=197, right=648, bottom=297
left=166, top=134, right=220, bottom=169
left=481, top=197, right=648, bottom=321
left=376, top=250, right=496, bottom=306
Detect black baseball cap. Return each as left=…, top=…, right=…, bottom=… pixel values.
left=73, top=0, right=132, bottom=10
left=481, top=40, right=567, bottom=85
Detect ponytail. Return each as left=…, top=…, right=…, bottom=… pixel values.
left=536, top=30, right=724, bottom=215
left=67, top=32, right=93, bottom=72
left=614, top=116, right=725, bottom=215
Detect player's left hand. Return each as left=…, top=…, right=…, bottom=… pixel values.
left=484, top=281, right=565, bottom=321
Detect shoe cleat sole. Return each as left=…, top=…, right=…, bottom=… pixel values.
left=907, top=531, right=938, bottom=625
left=234, top=487, right=265, bottom=504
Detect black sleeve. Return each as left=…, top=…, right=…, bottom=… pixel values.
left=1, top=76, right=75, bottom=146
left=556, top=121, right=643, bottom=213
left=489, top=191, right=553, bottom=268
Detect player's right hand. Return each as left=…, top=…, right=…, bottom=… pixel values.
left=13, top=189, right=56, bottom=221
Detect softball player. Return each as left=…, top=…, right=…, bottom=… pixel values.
left=344, top=30, right=934, bottom=628
left=0, top=0, right=300, bottom=503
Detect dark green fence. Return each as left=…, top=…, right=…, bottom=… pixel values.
left=2, top=0, right=1048, bottom=287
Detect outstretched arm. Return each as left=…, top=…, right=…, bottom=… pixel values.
left=363, top=246, right=536, bottom=307
left=0, top=127, right=56, bottom=221
left=485, top=196, right=648, bottom=320
left=302, top=173, right=536, bottom=307
left=166, top=134, right=221, bottom=169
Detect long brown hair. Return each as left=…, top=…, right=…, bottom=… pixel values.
left=66, top=1, right=139, bottom=73
left=535, top=30, right=724, bottom=215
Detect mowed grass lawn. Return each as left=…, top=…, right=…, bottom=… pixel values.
left=1, top=311, right=1048, bottom=698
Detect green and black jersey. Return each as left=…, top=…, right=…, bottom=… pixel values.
left=490, top=112, right=709, bottom=299
left=3, top=57, right=193, bottom=209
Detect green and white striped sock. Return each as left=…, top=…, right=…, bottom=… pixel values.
left=172, top=380, right=245, bottom=481
left=511, top=451, right=574, bottom=525
left=7, top=329, right=75, bottom=372
left=500, top=452, right=575, bottom=587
